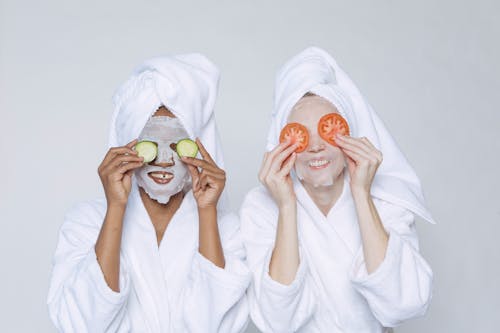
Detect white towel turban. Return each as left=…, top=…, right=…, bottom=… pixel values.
left=109, top=53, right=229, bottom=210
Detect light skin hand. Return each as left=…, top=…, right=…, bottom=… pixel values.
left=181, top=138, right=226, bottom=268
left=336, top=134, right=388, bottom=274
left=259, top=140, right=301, bottom=285
left=258, top=140, right=298, bottom=208
left=335, top=134, right=383, bottom=196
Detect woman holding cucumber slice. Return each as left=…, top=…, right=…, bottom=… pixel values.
left=48, top=54, right=251, bottom=332
left=240, top=47, right=436, bottom=332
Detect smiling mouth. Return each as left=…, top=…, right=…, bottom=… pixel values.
left=148, top=171, right=174, bottom=184
left=308, top=159, right=331, bottom=170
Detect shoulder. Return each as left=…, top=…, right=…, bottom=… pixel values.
left=62, top=197, right=107, bottom=231
left=239, top=186, right=279, bottom=229
left=240, top=186, right=275, bottom=212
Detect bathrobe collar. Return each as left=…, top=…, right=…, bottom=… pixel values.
left=121, top=177, right=198, bottom=331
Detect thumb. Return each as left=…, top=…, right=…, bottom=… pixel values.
left=345, top=156, right=356, bottom=175
left=123, top=170, right=133, bottom=191
left=187, top=165, right=200, bottom=191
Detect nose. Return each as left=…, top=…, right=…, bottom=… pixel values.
left=307, top=133, right=326, bottom=153
left=149, top=143, right=175, bottom=167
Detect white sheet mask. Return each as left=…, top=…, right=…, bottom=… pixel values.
left=134, top=115, right=191, bottom=204
left=289, top=95, right=347, bottom=188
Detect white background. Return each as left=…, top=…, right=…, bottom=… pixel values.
left=1, top=0, right=499, bottom=332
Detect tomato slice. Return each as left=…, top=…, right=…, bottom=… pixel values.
left=279, top=123, right=309, bottom=153
left=318, top=113, right=350, bottom=146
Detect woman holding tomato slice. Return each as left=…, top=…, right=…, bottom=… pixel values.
left=241, top=47, right=436, bottom=332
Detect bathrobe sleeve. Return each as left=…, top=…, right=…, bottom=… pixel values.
left=240, top=188, right=317, bottom=333
left=47, top=200, right=131, bottom=332
left=349, top=198, right=433, bottom=327
left=180, top=212, right=252, bottom=333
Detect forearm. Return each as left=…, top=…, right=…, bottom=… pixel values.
left=198, top=206, right=225, bottom=268
left=352, top=189, right=388, bottom=274
left=269, top=202, right=300, bottom=285
left=95, top=203, right=125, bottom=292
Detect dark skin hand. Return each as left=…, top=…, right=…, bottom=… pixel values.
left=95, top=139, right=144, bottom=292
left=181, top=138, right=226, bottom=268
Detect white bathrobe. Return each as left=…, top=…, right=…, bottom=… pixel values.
left=47, top=54, right=251, bottom=333
left=241, top=47, right=435, bottom=332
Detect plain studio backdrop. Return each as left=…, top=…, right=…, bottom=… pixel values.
left=1, top=0, right=498, bottom=332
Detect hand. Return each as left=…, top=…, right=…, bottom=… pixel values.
left=335, top=134, right=383, bottom=195
left=98, top=139, right=144, bottom=207
left=258, top=141, right=298, bottom=208
left=181, top=138, right=226, bottom=209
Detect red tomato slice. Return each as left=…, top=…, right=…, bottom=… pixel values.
left=279, top=123, right=309, bottom=153
left=318, top=113, right=350, bottom=147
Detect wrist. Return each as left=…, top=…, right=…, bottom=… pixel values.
left=278, top=199, right=296, bottom=212
left=351, top=187, right=371, bottom=201
left=198, top=204, right=217, bottom=212
left=107, top=201, right=127, bottom=211
left=274, top=190, right=296, bottom=208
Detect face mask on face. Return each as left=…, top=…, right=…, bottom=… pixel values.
left=293, top=142, right=346, bottom=188
left=288, top=96, right=348, bottom=188
left=134, top=116, right=191, bottom=204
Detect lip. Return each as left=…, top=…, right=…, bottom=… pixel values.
left=308, top=159, right=331, bottom=170
left=148, top=171, right=174, bottom=185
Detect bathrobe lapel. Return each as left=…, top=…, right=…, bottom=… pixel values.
left=121, top=179, right=191, bottom=332
left=293, top=171, right=366, bottom=327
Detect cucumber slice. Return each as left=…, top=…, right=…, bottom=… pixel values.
left=176, top=139, right=198, bottom=158
left=134, top=141, right=157, bottom=163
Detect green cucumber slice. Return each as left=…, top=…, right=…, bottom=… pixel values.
left=176, top=139, right=198, bottom=158
left=134, top=141, right=157, bottom=163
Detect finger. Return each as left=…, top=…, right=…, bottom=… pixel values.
left=199, top=169, right=226, bottom=180
left=101, top=155, right=142, bottom=175
left=360, top=138, right=383, bottom=162
left=195, top=138, right=216, bottom=165
left=112, top=154, right=144, bottom=168
left=258, top=151, right=273, bottom=183
left=271, top=142, right=299, bottom=172
left=102, top=146, right=138, bottom=167
left=124, top=168, right=134, bottom=178
left=360, top=137, right=376, bottom=149
left=181, top=156, right=220, bottom=173
left=336, top=135, right=372, bottom=155
left=260, top=141, right=293, bottom=179
left=258, top=152, right=270, bottom=180
left=200, top=174, right=217, bottom=190
left=199, top=174, right=209, bottom=190
left=187, top=164, right=200, bottom=190
left=341, top=147, right=366, bottom=164
left=344, top=153, right=356, bottom=173
left=336, top=136, right=374, bottom=158
left=278, top=152, right=297, bottom=176
left=126, top=138, right=139, bottom=148
left=343, top=144, right=380, bottom=164
left=117, top=161, right=144, bottom=175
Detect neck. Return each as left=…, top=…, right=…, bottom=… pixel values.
left=301, top=169, right=345, bottom=216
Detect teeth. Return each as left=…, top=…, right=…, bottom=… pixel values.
left=150, top=172, right=173, bottom=180
left=309, top=160, right=329, bottom=167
